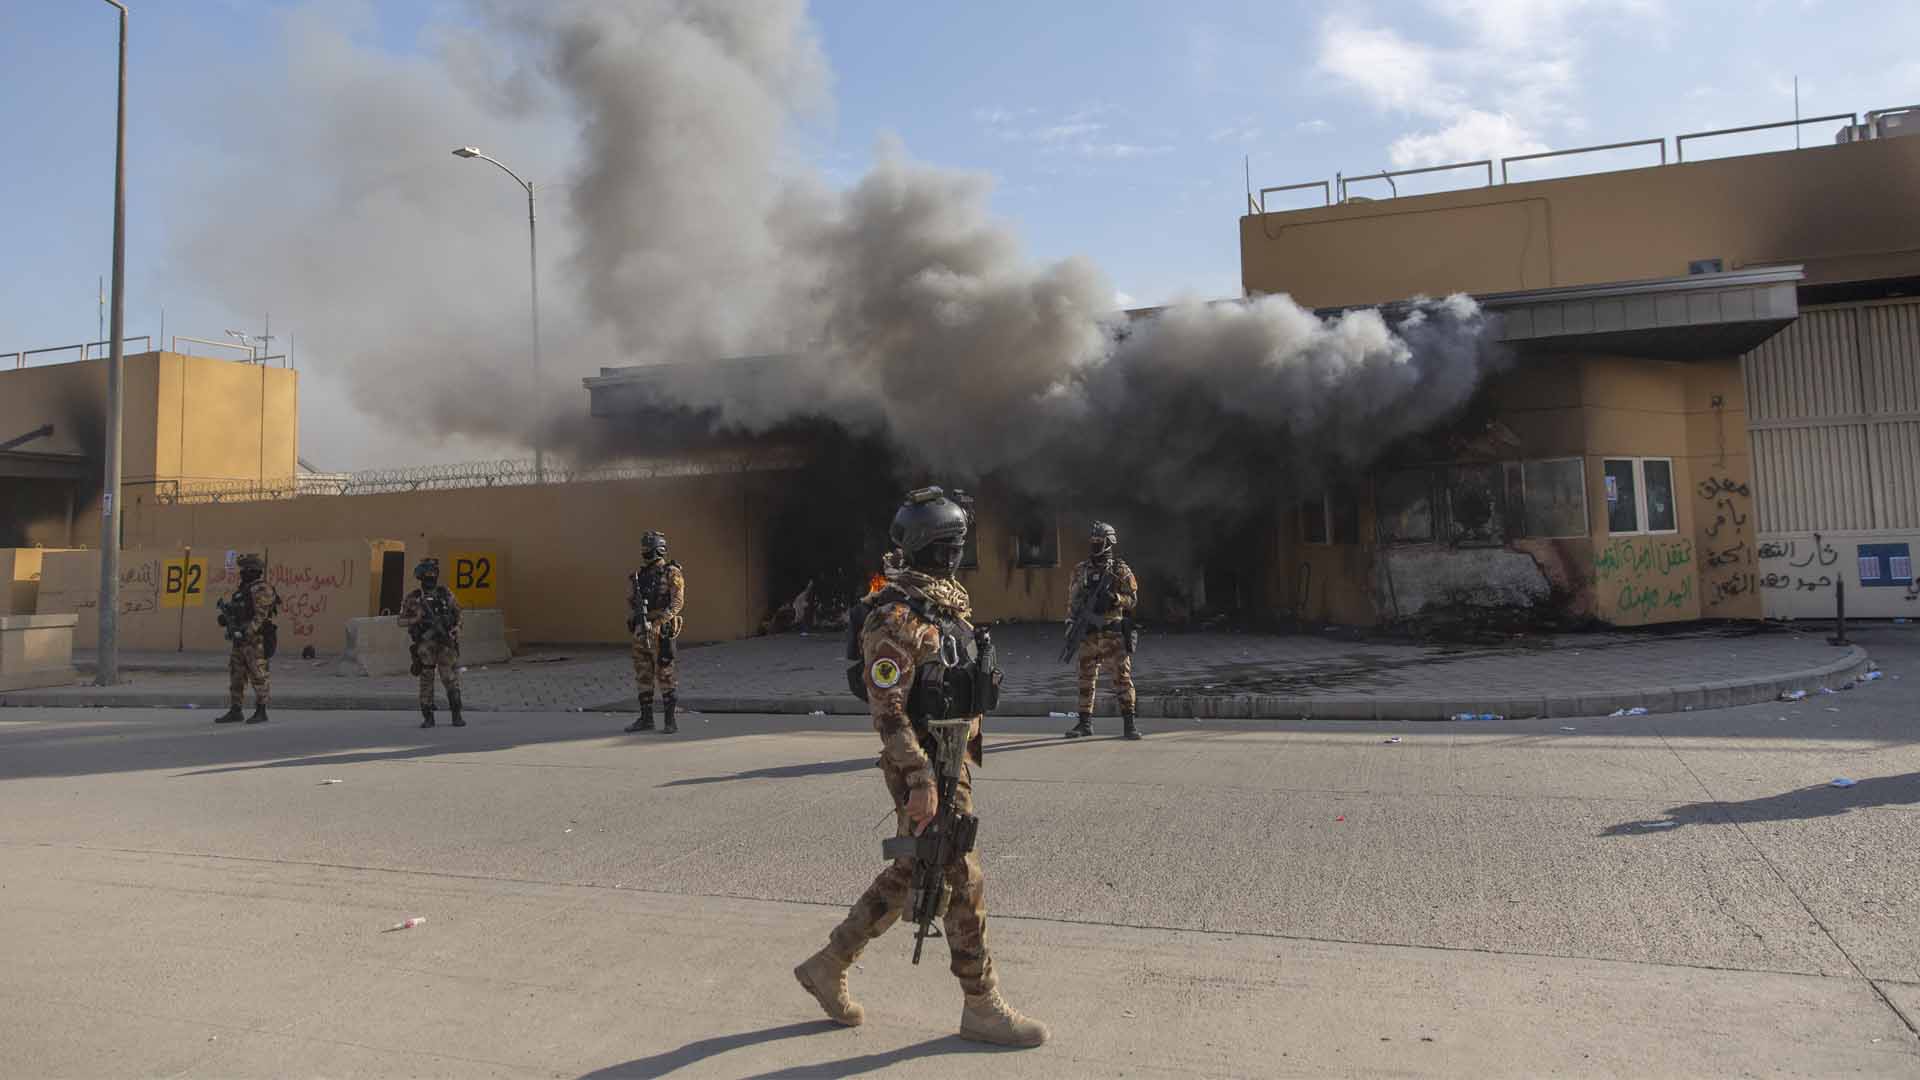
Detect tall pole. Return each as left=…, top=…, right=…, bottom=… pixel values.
left=97, top=0, right=128, bottom=686
left=527, top=181, right=542, bottom=483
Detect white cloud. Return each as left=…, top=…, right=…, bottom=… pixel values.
left=1114, top=291, right=1138, bottom=308
left=1390, top=109, right=1547, bottom=167
left=1317, top=2, right=1666, bottom=173
left=1296, top=119, right=1333, bottom=134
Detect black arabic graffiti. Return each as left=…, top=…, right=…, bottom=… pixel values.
left=1706, top=572, right=1756, bottom=607
left=1706, top=542, right=1748, bottom=568
left=1757, top=541, right=1790, bottom=560
left=1788, top=543, right=1838, bottom=569
left=1794, top=576, right=1833, bottom=592
left=1697, top=476, right=1752, bottom=499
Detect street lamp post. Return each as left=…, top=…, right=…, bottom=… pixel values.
left=96, top=0, right=129, bottom=686
left=452, top=146, right=543, bottom=482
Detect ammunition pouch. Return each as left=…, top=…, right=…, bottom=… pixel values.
left=261, top=621, right=278, bottom=660
left=881, top=812, right=979, bottom=866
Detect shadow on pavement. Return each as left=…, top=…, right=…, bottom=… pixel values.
left=578, top=1020, right=840, bottom=1077
left=657, top=734, right=1098, bottom=788
left=1601, top=771, right=1920, bottom=835
left=742, top=1034, right=1005, bottom=1078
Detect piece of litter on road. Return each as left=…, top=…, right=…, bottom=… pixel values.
left=383, top=916, right=427, bottom=932
left=1334, top=816, right=1345, bottom=822
left=1778, top=689, right=1808, bottom=701
left=1449, top=712, right=1503, bottom=722
left=1383, top=737, right=1402, bottom=744
left=1819, top=687, right=1836, bottom=695
left=1860, top=671, right=1883, bottom=682
left=1643, top=821, right=1679, bottom=829
left=1824, top=707, right=1840, bottom=713
left=1048, top=711, right=1071, bottom=718
left=319, top=779, right=343, bottom=785
left=564, top=828, right=573, bottom=833
left=1830, top=778, right=1858, bottom=788
left=1608, top=706, right=1650, bottom=717
left=808, top=709, right=827, bottom=716
left=1560, top=726, right=1577, bottom=732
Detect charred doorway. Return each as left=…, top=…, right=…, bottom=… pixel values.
left=760, top=426, right=899, bottom=633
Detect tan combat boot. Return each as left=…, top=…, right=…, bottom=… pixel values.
left=959, top=988, right=1049, bottom=1047
left=793, top=949, right=864, bottom=1026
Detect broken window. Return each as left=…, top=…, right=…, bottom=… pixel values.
left=952, top=492, right=980, bottom=569
left=1519, top=458, right=1588, bottom=538
left=1376, top=469, right=1436, bottom=544
left=1300, top=499, right=1329, bottom=544
left=1445, top=464, right=1505, bottom=546
left=1330, top=491, right=1361, bottom=545
left=1014, top=514, right=1058, bottom=568
left=1605, top=457, right=1676, bottom=536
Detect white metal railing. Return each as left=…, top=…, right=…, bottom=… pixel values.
left=1251, top=104, right=1898, bottom=213
left=5, top=336, right=153, bottom=369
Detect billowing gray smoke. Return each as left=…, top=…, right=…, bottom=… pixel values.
left=179, top=0, right=1503, bottom=510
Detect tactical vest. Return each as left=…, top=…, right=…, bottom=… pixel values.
left=631, top=560, right=678, bottom=612
left=845, top=586, right=1001, bottom=721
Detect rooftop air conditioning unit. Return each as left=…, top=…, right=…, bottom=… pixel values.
left=1836, top=106, right=1920, bottom=143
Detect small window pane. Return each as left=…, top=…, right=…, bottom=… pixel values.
left=1015, top=518, right=1057, bottom=567
left=1301, top=499, right=1328, bottom=544
left=1376, top=470, right=1435, bottom=544
left=1330, top=494, right=1361, bottom=545
left=1603, top=459, right=1639, bottom=533
left=1446, top=463, right=1505, bottom=545
left=1643, top=459, right=1676, bottom=532
left=1523, top=459, right=1588, bottom=537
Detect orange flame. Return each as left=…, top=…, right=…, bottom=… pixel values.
left=867, top=572, right=888, bottom=595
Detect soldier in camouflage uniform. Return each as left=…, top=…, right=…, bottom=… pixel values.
left=793, top=487, right=1048, bottom=1048
left=624, top=530, right=686, bottom=735
left=213, top=553, right=280, bottom=725
left=1064, top=521, right=1142, bottom=740
left=398, top=557, right=464, bottom=728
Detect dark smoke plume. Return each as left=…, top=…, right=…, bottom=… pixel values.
left=177, top=1, right=1504, bottom=503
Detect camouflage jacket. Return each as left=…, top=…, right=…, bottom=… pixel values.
left=859, top=570, right=978, bottom=792
left=1067, top=557, right=1139, bottom=623
left=398, top=585, right=462, bottom=643
left=225, top=579, right=281, bottom=642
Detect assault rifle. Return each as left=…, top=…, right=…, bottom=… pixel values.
left=1059, top=567, right=1121, bottom=662
left=881, top=718, right=980, bottom=963
left=628, top=571, right=677, bottom=661
left=408, top=589, right=454, bottom=675
left=215, top=590, right=252, bottom=645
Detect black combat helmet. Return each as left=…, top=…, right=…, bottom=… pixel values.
left=890, top=487, right=970, bottom=576
left=641, top=530, right=669, bottom=561
left=1089, top=521, right=1117, bottom=560
left=414, top=557, right=440, bottom=586
left=236, top=553, right=265, bottom=580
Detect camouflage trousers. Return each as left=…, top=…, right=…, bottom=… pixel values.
left=415, top=641, right=460, bottom=707
left=631, top=625, right=677, bottom=693
left=825, top=758, right=995, bottom=996
left=228, top=640, right=270, bottom=708
left=1076, top=628, right=1135, bottom=715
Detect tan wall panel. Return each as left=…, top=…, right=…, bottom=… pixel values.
left=128, top=473, right=772, bottom=644
left=1860, top=301, right=1920, bottom=415
left=1744, top=308, right=1863, bottom=422
left=258, top=540, right=388, bottom=653
left=1244, top=136, right=1920, bottom=307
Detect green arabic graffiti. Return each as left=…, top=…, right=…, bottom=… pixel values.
left=1594, top=537, right=1695, bottom=581
left=1617, top=575, right=1694, bottom=618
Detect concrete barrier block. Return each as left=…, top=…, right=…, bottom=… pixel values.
left=340, top=609, right=511, bottom=677
left=0, top=613, right=80, bottom=691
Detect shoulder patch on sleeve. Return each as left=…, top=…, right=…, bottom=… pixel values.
left=870, top=657, right=902, bottom=689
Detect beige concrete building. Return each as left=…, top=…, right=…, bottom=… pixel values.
left=1245, top=114, right=1920, bottom=627
left=6, top=106, right=1916, bottom=649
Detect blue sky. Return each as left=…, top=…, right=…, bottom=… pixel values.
left=3, top=1, right=1916, bottom=467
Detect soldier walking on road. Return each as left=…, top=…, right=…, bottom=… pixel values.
left=793, top=486, right=1049, bottom=1048
left=1064, top=521, right=1142, bottom=740
left=624, top=530, right=686, bottom=735
left=399, top=557, right=464, bottom=728
left=212, top=553, right=281, bottom=725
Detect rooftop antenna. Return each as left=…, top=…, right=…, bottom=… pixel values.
left=1244, top=154, right=1252, bottom=214
left=98, top=276, right=105, bottom=342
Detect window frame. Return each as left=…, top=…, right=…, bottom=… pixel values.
left=1012, top=517, right=1059, bottom=569
left=1603, top=456, right=1680, bottom=537
left=1515, top=456, right=1590, bottom=539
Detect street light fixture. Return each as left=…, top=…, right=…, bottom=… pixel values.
left=451, top=145, right=543, bottom=482
left=96, top=0, right=129, bottom=686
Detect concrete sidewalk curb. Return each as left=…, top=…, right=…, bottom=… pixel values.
left=3, top=645, right=1874, bottom=720
left=618, top=645, right=1878, bottom=721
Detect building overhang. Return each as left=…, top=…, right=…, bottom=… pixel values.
left=0, top=450, right=89, bottom=482
left=1466, top=265, right=1804, bottom=359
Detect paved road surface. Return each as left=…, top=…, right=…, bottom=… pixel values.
left=2, top=629, right=1916, bottom=1076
